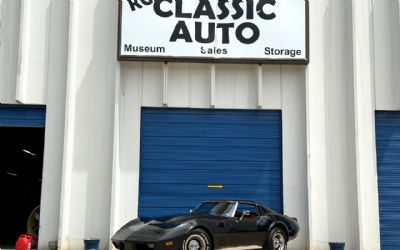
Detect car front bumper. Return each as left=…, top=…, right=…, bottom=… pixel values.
left=112, top=236, right=185, bottom=250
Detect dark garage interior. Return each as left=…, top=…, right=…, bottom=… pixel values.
left=0, top=126, right=45, bottom=248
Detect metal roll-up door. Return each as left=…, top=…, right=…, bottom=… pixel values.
left=0, top=105, right=46, bottom=127
left=376, top=111, right=400, bottom=250
left=139, top=108, right=282, bottom=218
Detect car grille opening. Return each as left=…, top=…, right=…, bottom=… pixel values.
left=135, top=244, right=153, bottom=250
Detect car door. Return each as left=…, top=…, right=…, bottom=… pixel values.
left=228, top=203, right=265, bottom=247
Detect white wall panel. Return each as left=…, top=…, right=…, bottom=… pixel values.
left=214, top=64, right=236, bottom=108
left=166, top=63, right=213, bottom=108
left=0, top=0, right=20, bottom=103
left=142, top=62, right=163, bottom=107
left=139, top=62, right=283, bottom=110
left=110, top=61, right=142, bottom=236
left=214, top=64, right=258, bottom=109
left=167, top=63, right=189, bottom=107
left=281, top=65, right=308, bottom=250
left=188, top=64, right=210, bottom=108
left=374, top=0, right=400, bottom=110
left=16, top=0, right=50, bottom=104
left=262, top=65, right=282, bottom=109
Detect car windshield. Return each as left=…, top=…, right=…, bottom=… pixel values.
left=193, top=201, right=236, bottom=217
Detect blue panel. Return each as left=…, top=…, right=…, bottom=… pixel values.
left=139, top=108, right=282, bottom=218
left=376, top=111, right=400, bottom=250
left=0, top=105, right=46, bottom=127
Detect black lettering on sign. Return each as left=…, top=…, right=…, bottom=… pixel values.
left=216, top=23, right=234, bottom=44
left=176, top=0, right=192, bottom=18
left=231, top=0, right=244, bottom=20
left=193, top=0, right=216, bottom=19
left=126, top=0, right=142, bottom=11
left=140, top=0, right=153, bottom=5
left=124, top=44, right=132, bottom=52
left=257, top=0, right=276, bottom=20
left=170, top=21, right=193, bottom=42
left=153, top=0, right=173, bottom=17
left=246, top=0, right=254, bottom=19
left=124, top=44, right=166, bottom=53
left=217, top=0, right=229, bottom=20
left=264, top=47, right=302, bottom=57
left=124, top=0, right=279, bottom=45
left=195, top=22, right=215, bottom=43
left=236, top=22, right=259, bottom=44
left=200, top=46, right=228, bottom=55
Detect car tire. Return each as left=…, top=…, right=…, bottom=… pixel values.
left=263, top=227, right=287, bottom=250
left=182, top=229, right=211, bottom=250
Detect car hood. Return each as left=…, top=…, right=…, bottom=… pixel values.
left=112, top=214, right=207, bottom=242
left=141, top=213, right=205, bottom=224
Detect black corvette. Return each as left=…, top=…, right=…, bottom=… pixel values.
left=111, top=200, right=299, bottom=250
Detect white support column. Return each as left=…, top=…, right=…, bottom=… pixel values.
left=352, top=0, right=381, bottom=249
left=58, top=0, right=117, bottom=249
left=306, top=1, right=330, bottom=249
left=37, top=0, right=70, bottom=247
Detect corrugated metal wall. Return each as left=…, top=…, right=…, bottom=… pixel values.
left=138, top=108, right=282, bottom=218
left=376, top=111, right=400, bottom=250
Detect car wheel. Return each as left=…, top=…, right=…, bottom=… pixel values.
left=263, top=227, right=287, bottom=250
left=182, top=229, right=211, bottom=250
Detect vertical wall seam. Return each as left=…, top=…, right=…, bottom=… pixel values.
left=210, top=64, right=215, bottom=108
left=188, top=63, right=191, bottom=108
left=140, top=62, right=144, bottom=106
left=280, top=65, right=283, bottom=109
left=163, top=62, right=168, bottom=107
left=257, top=64, right=263, bottom=109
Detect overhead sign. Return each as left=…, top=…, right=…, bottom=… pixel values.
left=118, top=0, right=309, bottom=63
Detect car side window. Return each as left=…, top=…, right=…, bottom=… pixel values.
left=235, top=203, right=259, bottom=219
left=220, top=202, right=236, bottom=217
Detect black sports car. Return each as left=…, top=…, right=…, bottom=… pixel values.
left=111, top=200, right=299, bottom=250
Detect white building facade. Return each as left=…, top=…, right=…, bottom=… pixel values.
left=0, top=0, right=399, bottom=249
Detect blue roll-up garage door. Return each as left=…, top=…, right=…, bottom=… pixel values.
left=376, top=111, right=400, bottom=250
left=0, top=105, right=46, bottom=127
left=139, top=108, right=282, bottom=218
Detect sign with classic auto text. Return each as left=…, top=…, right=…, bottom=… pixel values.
left=118, top=0, right=309, bottom=63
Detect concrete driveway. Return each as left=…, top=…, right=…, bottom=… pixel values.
left=221, top=246, right=262, bottom=250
